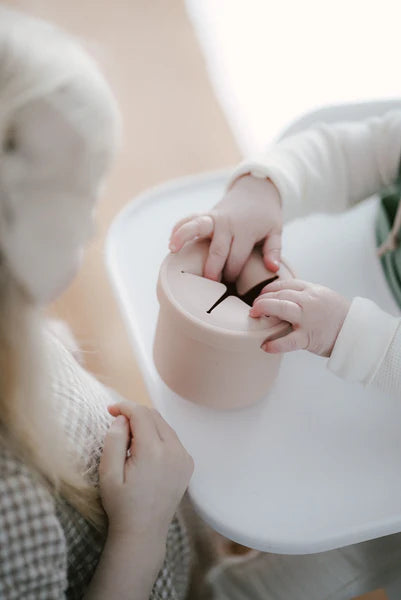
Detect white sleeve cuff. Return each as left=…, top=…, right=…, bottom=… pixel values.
left=327, top=296, right=400, bottom=384
left=371, top=322, right=401, bottom=396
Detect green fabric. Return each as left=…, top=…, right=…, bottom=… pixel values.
left=375, top=178, right=401, bottom=308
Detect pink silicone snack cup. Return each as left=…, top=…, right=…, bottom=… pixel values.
left=153, top=241, right=294, bottom=409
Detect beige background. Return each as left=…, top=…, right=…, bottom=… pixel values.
left=5, top=0, right=240, bottom=405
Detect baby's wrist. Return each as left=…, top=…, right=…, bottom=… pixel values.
left=230, top=173, right=281, bottom=200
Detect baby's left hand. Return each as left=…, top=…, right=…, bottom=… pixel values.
left=250, top=279, right=351, bottom=357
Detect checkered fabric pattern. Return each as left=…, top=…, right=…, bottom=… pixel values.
left=0, top=328, right=192, bottom=599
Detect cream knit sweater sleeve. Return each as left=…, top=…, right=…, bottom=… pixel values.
left=227, top=111, right=401, bottom=398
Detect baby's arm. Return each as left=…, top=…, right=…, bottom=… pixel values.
left=252, top=279, right=401, bottom=398
left=230, top=110, right=401, bottom=223
left=171, top=111, right=401, bottom=282
left=328, top=297, right=401, bottom=397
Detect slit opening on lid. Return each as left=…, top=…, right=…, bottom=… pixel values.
left=177, top=270, right=279, bottom=314
left=206, top=275, right=279, bottom=314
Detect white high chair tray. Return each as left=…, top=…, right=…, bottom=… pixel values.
left=106, top=170, right=401, bottom=555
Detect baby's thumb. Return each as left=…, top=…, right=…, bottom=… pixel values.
left=99, top=415, right=129, bottom=487
left=263, top=230, right=282, bottom=272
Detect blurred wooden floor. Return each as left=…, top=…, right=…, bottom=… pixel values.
left=5, top=0, right=240, bottom=405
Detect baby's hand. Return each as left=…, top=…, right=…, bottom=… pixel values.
left=250, top=279, right=351, bottom=357
left=99, top=402, right=194, bottom=542
left=169, top=175, right=283, bottom=282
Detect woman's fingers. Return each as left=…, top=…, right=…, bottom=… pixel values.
left=149, top=408, right=180, bottom=443
left=146, top=410, right=194, bottom=476
left=108, top=402, right=182, bottom=447
left=169, top=215, right=214, bottom=252
left=224, top=236, right=255, bottom=282
left=250, top=297, right=301, bottom=323
left=262, top=330, right=308, bottom=354
left=204, top=221, right=232, bottom=281
left=262, top=229, right=282, bottom=272
left=108, top=404, right=123, bottom=417
left=100, top=415, right=129, bottom=486
left=108, top=402, right=162, bottom=450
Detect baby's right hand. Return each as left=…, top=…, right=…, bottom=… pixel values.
left=169, top=174, right=283, bottom=282
left=99, top=403, right=194, bottom=542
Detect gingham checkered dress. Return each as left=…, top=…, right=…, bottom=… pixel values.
left=0, top=331, right=191, bottom=599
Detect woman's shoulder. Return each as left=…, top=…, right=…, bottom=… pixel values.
left=45, top=322, right=114, bottom=420
left=44, top=324, right=114, bottom=480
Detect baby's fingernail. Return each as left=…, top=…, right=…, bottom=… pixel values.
left=114, top=415, right=126, bottom=426
left=261, top=343, right=268, bottom=351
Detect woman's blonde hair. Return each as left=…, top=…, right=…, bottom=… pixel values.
left=0, top=7, right=118, bottom=531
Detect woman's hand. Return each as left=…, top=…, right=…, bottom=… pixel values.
left=87, top=403, right=193, bottom=600
left=250, top=279, right=351, bottom=357
left=99, top=402, right=194, bottom=542
left=169, top=174, right=283, bottom=282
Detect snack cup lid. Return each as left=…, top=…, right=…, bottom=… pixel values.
left=157, top=241, right=294, bottom=350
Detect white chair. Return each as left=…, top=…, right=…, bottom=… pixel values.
left=106, top=101, right=401, bottom=554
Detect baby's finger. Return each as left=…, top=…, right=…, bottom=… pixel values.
left=204, top=222, right=232, bottom=281
left=171, top=214, right=199, bottom=237
left=169, top=215, right=214, bottom=252
left=250, top=297, right=301, bottom=324
left=262, top=330, right=307, bottom=354
left=224, top=236, right=255, bottom=282
left=261, top=278, right=306, bottom=295
left=263, top=230, right=282, bottom=272
left=258, top=289, right=303, bottom=307
left=100, top=415, right=129, bottom=486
